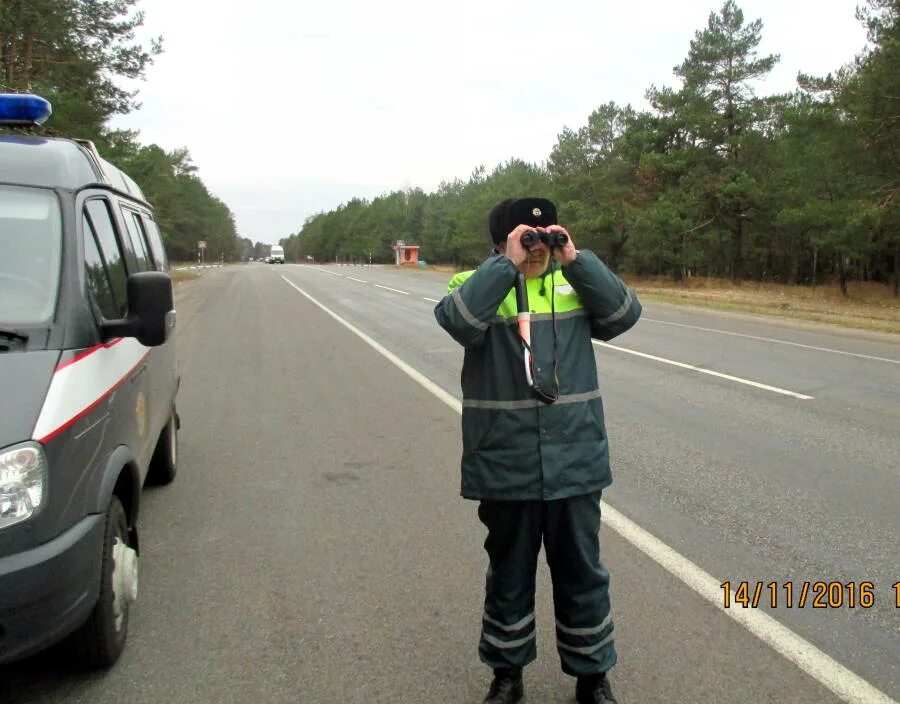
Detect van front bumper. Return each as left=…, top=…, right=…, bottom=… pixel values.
left=0, top=514, right=104, bottom=664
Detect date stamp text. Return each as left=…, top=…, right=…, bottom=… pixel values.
left=720, top=581, right=900, bottom=609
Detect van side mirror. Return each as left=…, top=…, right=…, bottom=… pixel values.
left=101, top=272, right=175, bottom=347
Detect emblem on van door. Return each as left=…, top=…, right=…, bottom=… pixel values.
left=135, top=391, right=146, bottom=436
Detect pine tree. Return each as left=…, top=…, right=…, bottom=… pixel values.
left=647, top=0, right=779, bottom=279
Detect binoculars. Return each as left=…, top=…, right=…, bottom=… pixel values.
left=521, top=229, right=568, bottom=248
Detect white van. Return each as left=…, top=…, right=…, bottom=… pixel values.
left=270, top=245, right=284, bottom=264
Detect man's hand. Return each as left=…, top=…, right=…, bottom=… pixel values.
left=503, top=224, right=540, bottom=267
left=546, top=225, right=577, bottom=265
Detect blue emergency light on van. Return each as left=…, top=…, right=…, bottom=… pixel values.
left=0, top=93, right=52, bottom=125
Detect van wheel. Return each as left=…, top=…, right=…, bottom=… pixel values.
left=147, top=406, right=178, bottom=485
left=71, top=496, right=137, bottom=668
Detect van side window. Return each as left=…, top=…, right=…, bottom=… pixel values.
left=82, top=216, right=122, bottom=319
left=121, top=206, right=150, bottom=271
left=84, top=199, right=128, bottom=318
left=140, top=216, right=169, bottom=271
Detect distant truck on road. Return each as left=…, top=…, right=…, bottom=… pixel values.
left=269, top=245, right=285, bottom=264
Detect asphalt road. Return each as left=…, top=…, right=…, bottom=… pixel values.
left=2, top=262, right=897, bottom=703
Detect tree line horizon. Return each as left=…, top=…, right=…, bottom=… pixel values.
left=2, top=1, right=896, bottom=294
left=280, top=0, right=898, bottom=295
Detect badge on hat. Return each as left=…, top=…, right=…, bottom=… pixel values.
left=532, top=207, right=542, bottom=217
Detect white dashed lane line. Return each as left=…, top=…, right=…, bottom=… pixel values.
left=373, top=284, right=409, bottom=295
left=595, top=341, right=814, bottom=400
left=643, top=317, right=900, bottom=364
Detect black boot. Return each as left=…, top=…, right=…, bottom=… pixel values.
left=575, top=671, right=619, bottom=704
left=483, top=668, right=524, bottom=704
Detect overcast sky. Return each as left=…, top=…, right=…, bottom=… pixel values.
left=111, top=0, right=869, bottom=244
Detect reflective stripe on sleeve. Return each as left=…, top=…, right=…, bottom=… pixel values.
left=592, top=289, right=634, bottom=326
left=451, top=287, right=490, bottom=331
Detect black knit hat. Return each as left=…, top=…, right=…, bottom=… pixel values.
left=488, top=197, right=558, bottom=244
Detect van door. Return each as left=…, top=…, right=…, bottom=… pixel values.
left=135, top=215, right=177, bottom=429
left=81, top=197, right=152, bottom=474
left=119, top=205, right=176, bottom=449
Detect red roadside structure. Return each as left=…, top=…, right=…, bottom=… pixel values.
left=393, top=240, right=420, bottom=265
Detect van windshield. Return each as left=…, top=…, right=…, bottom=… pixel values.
left=0, top=186, right=62, bottom=325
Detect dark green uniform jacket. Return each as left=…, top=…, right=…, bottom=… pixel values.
left=434, top=250, right=641, bottom=501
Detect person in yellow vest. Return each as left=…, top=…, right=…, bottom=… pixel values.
left=434, top=198, right=641, bottom=704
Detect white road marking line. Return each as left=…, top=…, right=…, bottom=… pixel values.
left=280, top=274, right=894, bottom=704
left=319, top=269, right=343, bottom=277
left=281, top=276, right=458, bottom=411
left=643, top=317, right=900, bottom=364
left=346, top=276, right=367, bottom=283
left=601, top=505, right=896, bottom=704
left=594, top=341, right=814, bottom=400
left=374, top=284, right=409, bottom=295
left=423, top=297, right=441, bottom=303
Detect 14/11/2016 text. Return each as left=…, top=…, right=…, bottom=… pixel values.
left=720, top=581, right=900, bottom=609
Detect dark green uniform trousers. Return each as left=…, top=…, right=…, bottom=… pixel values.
left=477, top=492, right=616, bottom=676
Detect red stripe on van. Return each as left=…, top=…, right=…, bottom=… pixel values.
left=38, top=349, right=149, bottom=444
left=54, top=338, right=123, bottom=373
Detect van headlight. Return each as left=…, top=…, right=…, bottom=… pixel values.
left=0, top=442, right=46, bottom=529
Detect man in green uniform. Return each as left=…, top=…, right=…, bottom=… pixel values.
left=434, top=198, right=641, bottom=704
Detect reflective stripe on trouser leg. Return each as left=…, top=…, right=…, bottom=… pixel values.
left=542, top=492, right=617, bottom=675
left=477, top=500, right=543, bottom=669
